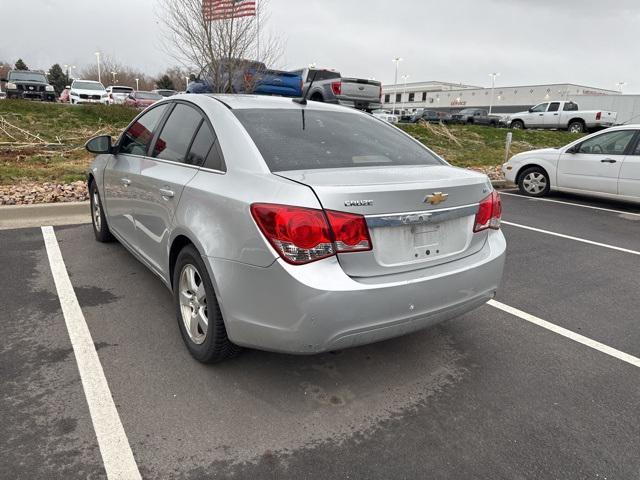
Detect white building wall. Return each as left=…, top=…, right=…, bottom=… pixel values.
left=382, top=82, right=619, bottom=113
left=567, top=94, right=640, bottom=125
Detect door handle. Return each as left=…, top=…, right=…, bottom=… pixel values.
left=601, top=158, right=617, bottom=163
left=121, top=178, right=131, bottom=187
left=159, top=188, right=175, bottom=198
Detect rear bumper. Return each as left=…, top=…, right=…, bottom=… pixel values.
left=208, top=230, right=506, bottom=354
left=337, top=98, right=382, bottom=111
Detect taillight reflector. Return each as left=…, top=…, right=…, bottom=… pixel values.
left=473, top=191, right=502, bottom=232
left=251, top=203, right=371, bottom=265
left=331, top=81, right=342, bottom=95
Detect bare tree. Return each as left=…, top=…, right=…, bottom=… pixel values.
left=158, top=0, right=283, bottom=93
left=79, top=55, right=155, bottom=90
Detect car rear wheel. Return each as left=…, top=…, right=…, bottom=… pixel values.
left=518, top=167, right=550, bottom=197
left=173, top=245, right=241, bottom=363
left=511, top=120, right=524, bottom=130
left=90, top=181, right=114, bottom=242
left=568, top=120, right=585, bottom=133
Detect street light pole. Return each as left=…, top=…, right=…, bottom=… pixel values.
left=111, top=71, right=118, bottom=85
left=135, top=78, right=139, bottom=90
left=392, top=57, right=402, bottom=115
left=401, top=74, right=410, bottom=111
left=95, top=52, right=101, bottom=83
left=488, top=72, right=500, bottom=114
left=185, top=76, right=190, bottom=91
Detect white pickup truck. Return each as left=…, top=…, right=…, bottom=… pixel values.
left=507, top=101, right=617, bottom=133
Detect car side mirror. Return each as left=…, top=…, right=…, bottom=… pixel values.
left=528, top=108, right=534, bottom=113
left=566, top=146, right=577, bottom=154
left=85, top=135, right=113, bottom=154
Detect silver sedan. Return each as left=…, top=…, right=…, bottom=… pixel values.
left=85, top=94, right=506, bottom=363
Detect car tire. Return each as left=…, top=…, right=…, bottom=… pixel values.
left=568, top=120, right=585, bottom=133
left=89, top=181, right=115, bottom=242
left=511, top=120, right=524, bottom=130
left=517, top=166, right=550, bottom=197
left=173, top=245, right=241, bottom=364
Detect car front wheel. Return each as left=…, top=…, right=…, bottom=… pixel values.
left=518, top=167, right=550, bottom=197
left=90, top=181, right=114, bottom=242
left=173, top=245, right=240, bottom=363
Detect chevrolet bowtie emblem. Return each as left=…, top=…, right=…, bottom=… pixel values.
left=425, top=192, right=448, bottom=205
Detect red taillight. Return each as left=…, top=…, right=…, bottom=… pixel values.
left=331, top=81, right=342, bottom=95
left=596, top=111, right=602, bottom=120
left=250, top=204, right=371, bottom=265
left=473, top=191, right=502, bottom=232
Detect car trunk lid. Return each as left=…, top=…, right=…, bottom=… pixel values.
left=276, top=165, right=492, bottom=277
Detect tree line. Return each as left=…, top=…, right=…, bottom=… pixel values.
left=0, top=57, right=189, bottom=96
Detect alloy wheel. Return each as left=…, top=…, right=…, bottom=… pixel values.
left=178, top=264, right=208, bottom=345
left=92, top=191, right=101, bottom=232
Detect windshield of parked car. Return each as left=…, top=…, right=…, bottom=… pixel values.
left=136, top=91, right=163, bottom=100
left=9, top=71, right=47, bottom=83
left=458, top=109, right=476, bottom=115
left=233, top=108, right=443, bottom=171
left=72, top=81, right=105, bottom=91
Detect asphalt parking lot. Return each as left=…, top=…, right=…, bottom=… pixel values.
left=1, top=190, right=639, bottom=480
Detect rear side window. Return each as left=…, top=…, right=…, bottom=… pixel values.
left=233, top=109, right=442, bottom=171
left=153, top=104, right=203, bottom=163
left=563, top=102, right=579, bottom=111
left=186, top=121, right=225, bottom=171
left=119, top=104, right=169, bottom=156
left=548, top=102, right=560, bottom=112
left=309, top=70, right=340, bottom=81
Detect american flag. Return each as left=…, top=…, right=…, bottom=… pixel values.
left=202, top=0, right=257, bottom=21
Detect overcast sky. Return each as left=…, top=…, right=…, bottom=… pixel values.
left=1, top=0, right=639, bottom=92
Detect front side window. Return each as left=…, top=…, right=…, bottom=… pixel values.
left=119, top=104, right=169, bottom=156
left=153, top=104, right=203, bottom=163
left=548, top=102, right=560, bottom=112
left=233, top=108, right=443, bottom=172
left=576, top=130, right=635, bottom=155
left=530, top=103, right=548, bottom=113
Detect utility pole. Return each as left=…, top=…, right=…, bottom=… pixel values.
left=392, top=57, right=402, bottom=115
left=489, top=72, right=500, bottom=114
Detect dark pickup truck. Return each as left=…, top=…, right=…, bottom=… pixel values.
left=451, top=108, right=500, bottom=126
left=1, top=70, right=56, bottom=101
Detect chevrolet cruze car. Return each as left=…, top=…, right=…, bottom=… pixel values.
left=85, top=94, right=506, bottom=363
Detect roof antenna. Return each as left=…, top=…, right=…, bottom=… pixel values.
left=293, top=70, right=319, bottom=105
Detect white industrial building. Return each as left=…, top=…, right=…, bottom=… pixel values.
left=382, top=80, right=620, bottom=114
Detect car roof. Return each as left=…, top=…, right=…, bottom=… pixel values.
left=73, top=79, right=102, bottom=84
left=203, top=94, right=361, bottom=113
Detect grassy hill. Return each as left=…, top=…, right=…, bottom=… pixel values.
left=0, top=100, right=583, bottom=185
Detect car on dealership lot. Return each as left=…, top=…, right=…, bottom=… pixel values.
left=85, top=94, right=505, bottom=363
left=1, top=69, right=56, bottom=101
left=154, top=89, right=177, bottom=97
left=411, top=109, right=452, bottom=124
left=371, top=109, right=399, bottom=123
left=451, top=108, right=501, bottom=126
left=125, top=90, right=163, bottom=109
left=503, top=125, right=640, bottom=203
left=69, top=80, right=108, bottom=105
left=507, top=101, right=617, bottom=133
left=59, top=87, right=70, bottom=103
left=106, top=85, right=134, bottom=105
left=292, top=67, right=382, bottom=112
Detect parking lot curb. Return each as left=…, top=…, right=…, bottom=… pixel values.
left=0, top=201, right=90, bottom=230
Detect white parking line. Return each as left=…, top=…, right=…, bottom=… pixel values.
left=500, top=191, right=640, bottom=217
left=502, top=221, right=640, bottom=256
left=488, top=300, right=640, bottom=369
left=41, top=226, right=141, bottom=480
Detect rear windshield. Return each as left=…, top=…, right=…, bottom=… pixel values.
left=112, top=87, right=133, bottom=93
left=233, top=109, right=442, bottom=171
left=136, top=91, right=163, bottom=100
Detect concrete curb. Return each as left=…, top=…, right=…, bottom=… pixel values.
left=0, top=201, right=90, bottom=230
left=0, top=180, right=508, bottom=230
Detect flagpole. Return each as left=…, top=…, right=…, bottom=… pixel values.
left=256, top=0, right=260, bottom=63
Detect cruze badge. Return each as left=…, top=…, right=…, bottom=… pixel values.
left=425, top=192, right=449, bottom=205
left=344, top=199, right=374, bottom=207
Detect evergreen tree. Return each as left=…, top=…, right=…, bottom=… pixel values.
left=47, top=64, right=67, bottom=95
left=156, top=74, right=176, bottom=90
left=14, top=58, right=28, bottom=70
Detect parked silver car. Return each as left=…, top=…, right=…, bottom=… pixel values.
left=85, top=94, right=505, bottom=363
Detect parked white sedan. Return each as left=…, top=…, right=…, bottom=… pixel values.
left=371, top=110, right=399, bottom=124
left=503, top=125, right=640, bottom=204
